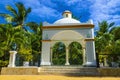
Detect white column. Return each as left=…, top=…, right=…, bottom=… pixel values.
left=8, top=51, right=17, bottom=67
left=41, top=41, right=51, bottom=65
left=82, top=48, right=86, bottom=65
left=85, top=41, right=97, bottom=67
left=65, top=47, right=70, bottom=65
left=50, top=47, right=53, bottom=65
left=104, top=57, right=108, bottom=67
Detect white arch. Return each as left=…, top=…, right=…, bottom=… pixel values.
left=51, top=30, right=85, bottom=47
left=51, top=30, right=84, bottom=40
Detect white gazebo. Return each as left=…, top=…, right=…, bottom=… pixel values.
left=41, top=10, right=96, bottom=67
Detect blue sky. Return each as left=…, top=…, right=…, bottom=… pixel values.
left=0, top=0, right=120, bottom=29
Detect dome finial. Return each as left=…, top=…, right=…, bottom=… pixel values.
left=62, top=10, right=72, bottom=18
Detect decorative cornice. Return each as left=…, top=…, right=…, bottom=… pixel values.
left=41, top=40, right=51, bottom=42
left=82, top=47, right=86, bottom=49
left=62, top=11, right=71, bottom=15
left=84, top=38, right=94, bottom=41
left=42, top=39, right=95, bottom=42
left=42, top=24, right=94, bottom=29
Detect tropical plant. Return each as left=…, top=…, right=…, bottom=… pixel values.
left=0, top=2, right=31, bottom=27
left=95, top=21, right=115, bottom=54
left=97, top=21, right=115, bottom=36
left=52, top=42, right=66, bottom=65
left=108, top=27, right=120, bottom=63
left=0, top=23, right=25, bottom=66
left=0, top=2, right=35, bottom=66
left=95, top=21, right=116, bottom=65
left=26, top=22, right=42, bottom=65
left=0, top=2, right=42, bottom=66
left=110, top=27, right=120, bottom=41
left=95, top=21, right=120, bottom=66
left=69, top=42, right=83, bottom=65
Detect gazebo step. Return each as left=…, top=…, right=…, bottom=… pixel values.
left=38, top=66, right=99, bottom=76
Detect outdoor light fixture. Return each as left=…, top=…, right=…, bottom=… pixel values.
left=12, top=43, right=17, bottom=50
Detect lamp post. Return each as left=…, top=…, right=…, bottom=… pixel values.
left=12, top=43, right=17, bottom=51
left=8, top=43, right=17, bottom=67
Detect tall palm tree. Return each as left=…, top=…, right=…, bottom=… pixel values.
left=0, top=2, right=42, bottom=66
left=0, top=23, right=25, bottom=66
left=108, top=27, right=120, bottom=62
left=110, top=27, right=120, bottom=41
left=95, top=21, right=115, bottom=54
left=95, top=21, right=116, bottom=65
left=28, top=22, right=42, bottom=65
left=0, top=23, right=25, bottom=51
left=0, top=2, right=31, bottom=27
left=97, top=21, right=115, bottom=36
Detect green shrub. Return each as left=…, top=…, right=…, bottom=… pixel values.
left=0, top=60, right=9, bottom=67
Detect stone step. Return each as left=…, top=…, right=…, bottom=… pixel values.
left=39, top=71, right=98, bottom=74
left=38, top=71, right=99, bottom=76
left=40, top=66, right=95, bottom=69
left=40, top=66, right=83, bottom=68
left=40, top=69, right=97, bottom=72
left=38, top=66, right=99, bottom=76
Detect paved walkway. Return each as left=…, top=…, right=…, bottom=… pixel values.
left=0, top=75, right=120, bottom=80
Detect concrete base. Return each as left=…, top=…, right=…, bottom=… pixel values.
left=65, top=62, right=70, bottom=65
left=8, top=64, right=16, bottom=67
left=84, top=62, right=97, bottom=67
left=41, top=62, right=51, bottom=65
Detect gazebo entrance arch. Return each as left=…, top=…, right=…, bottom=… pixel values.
left=49, top=30, right=85, bottom=65
left=41, top=10, right=96, bottom=67
left=51, top=42, right=66, bottom=65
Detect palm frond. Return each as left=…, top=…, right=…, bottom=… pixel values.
left=109, top=22, right=115, bottom=28
left=26, top=22, right=38, bottom=31
left=25, top=8, right=31, bottom=18
left=6, top=5, right=18, bottom=17
left=0, top=13, right=13, bottom=22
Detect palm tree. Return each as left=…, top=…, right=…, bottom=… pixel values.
left=95, top=21, right=115, bottom=66
left=0, top=2, right=31, bottom=27
left=95, top=21, right=115, bottom=54
left=0, top=23, right=25, bottom=51
left=108, top=27, right=120, bottom=63
left=110, top=27, right=120, bottom=41
left=0, top=2, right=42, bottom=66
left=0, top=2, right=34, bottom=60
left=96, top=21, right=115, bottom=36
left=26, top=22, right=42, bottom=63
left=0, top=23, right=25, bottom=66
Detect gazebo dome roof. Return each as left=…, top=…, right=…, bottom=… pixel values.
left=54, top=18, right=80, bottom=24
left=54, top=10, right=80, bottom=24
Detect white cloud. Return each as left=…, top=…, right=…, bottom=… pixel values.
left=1, top=0, right=120, bottom=26
left=32, top=6, right=60, bottom=18
left=90, top=0, right=120, bottom=27
left=67, top=0, right=80, bottom=5
left=20, top=0, right=41, bottom=8
left=20, top=0, right=61, bottom=22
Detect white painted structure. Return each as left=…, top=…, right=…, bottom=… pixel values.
left=8, top=51, right=17, bottom=67
left=41, top=10, right=96, bottom=67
